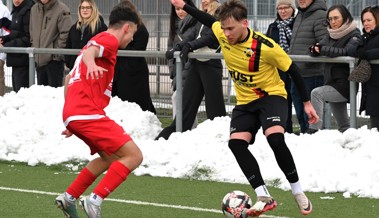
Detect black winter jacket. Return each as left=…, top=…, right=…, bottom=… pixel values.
left=1, top=0, right=34, bottom=67
left=311, top=28, right=361, bottom=100
left=167, top=15, right=197, bottom=91
left=65, top=16, right=107, bottom=70
left=350, top=27, right=379, bottom=116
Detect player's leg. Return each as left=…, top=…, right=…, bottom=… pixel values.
left=262, top=96, right=312, bottom=215
left=55, top=156, right=113, bottom=218
left=81, top=140, right=143, bottom=218
left=228, top=105, right=277, bottom=217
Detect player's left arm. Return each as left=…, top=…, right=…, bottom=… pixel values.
left=285, top=63, right=319, bottom=124
left=82, top=45, right=108, bottom=79
left=63, top=73, right=71, bottom=99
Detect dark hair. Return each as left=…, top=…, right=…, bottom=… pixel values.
left=361, top=5, right=379, bottom=26
left=109, top=0, right=140, bottom=28
left=218, top=0, right=247, bottom=22
left=169, top=0, right=196, bottom=41
left=326, top=4, right=353, bottom=27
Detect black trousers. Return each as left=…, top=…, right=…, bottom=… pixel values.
left=156, top=60, right=226, bottom=139
left=36, top=60, right=64, bottom=87
left=12, top=66, right=29, bottom=92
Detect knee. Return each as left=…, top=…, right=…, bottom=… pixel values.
left=228, top=139, right=249, bottom=152
left=266, top=133, right=285, bottom=149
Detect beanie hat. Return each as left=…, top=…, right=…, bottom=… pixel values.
left=275, top=0, right=296, bottom=11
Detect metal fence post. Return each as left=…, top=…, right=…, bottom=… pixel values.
left=175, top=52, right=183, bottom=132
left=349, top=60, right=357, bottom=128
left=27, top=48, right=35, bottom=86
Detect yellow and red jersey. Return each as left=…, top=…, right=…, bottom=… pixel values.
left=212, top=22, right=292, bottom=105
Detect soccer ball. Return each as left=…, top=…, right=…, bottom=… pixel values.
left=221, top=190, right=252, bottom=218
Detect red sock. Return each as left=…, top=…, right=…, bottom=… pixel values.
left=66, top=167, right=97, bottom=199
left=94, top=161, right=130, bottom=199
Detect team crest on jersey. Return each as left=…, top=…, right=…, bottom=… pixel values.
left=244, top=48, right=254, bottom=58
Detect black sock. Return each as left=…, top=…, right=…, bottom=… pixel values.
left=267, top=133, right=299, bottom=183
left=228, top=139, right=264, bottom=189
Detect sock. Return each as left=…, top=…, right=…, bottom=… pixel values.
left=255, top=185, right=270, bottom=197
left=93, top=161, right=130, bottom=199
left=290, top=181, right=303, bottom=195
left=66, top=167, right=97, bottom=199
left=228, top=139, right=265, bottom=189
left=64, top=192, right=76, bottom=202
left=90, top=192, right=103, bottom=206
left=267, top=133, right=299, bottom=183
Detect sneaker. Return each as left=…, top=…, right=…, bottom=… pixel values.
left=294, top=192, right=312, bottom=215
left=80, top=196, right=101, bottom=218
left=245, top=196, right=277, bottom=217
left=305, top=128, right=318, bottom=134
left=55, top=193, right=79, bottom=218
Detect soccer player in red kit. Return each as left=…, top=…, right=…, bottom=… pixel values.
left=55, top=1, right=141, bottom=218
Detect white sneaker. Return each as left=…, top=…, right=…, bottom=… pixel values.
left=80, top=195, right=101, bottom=218
left=245, top=196, right=277, bottom=217
left=55, top=193, right=79, bottom=218
left=294, top=192, right=312, bottom=215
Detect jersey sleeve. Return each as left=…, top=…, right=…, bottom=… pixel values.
left=263, top=36, right=292, bottom=72
left=87, top=34, right=118, bottom=60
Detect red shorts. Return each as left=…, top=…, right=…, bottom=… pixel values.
left=67, top=117, right=132, bottom=155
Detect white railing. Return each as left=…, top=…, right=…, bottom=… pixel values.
left=0, top=47, right=372, bottom=131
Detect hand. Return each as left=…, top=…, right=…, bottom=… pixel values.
left=165, top=49, right=175, bottom=60
left=304, top=101, right=319, bottom=124
left=171, top=0, right=185, bottom=8
left=309, top=44, right=320, bottom=54
left=85, top=63, right=108, bottom=80
left=61, top=129, right=73, bottom=138
left=180, top=43, right=192, bottom=63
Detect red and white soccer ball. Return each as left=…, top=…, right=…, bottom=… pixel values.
left=221, top=190, right=252, bottom=218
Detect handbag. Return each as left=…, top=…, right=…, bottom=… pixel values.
left=193, top=24, right=219, bottom=62
left=348, top=59, right=372, bottom=83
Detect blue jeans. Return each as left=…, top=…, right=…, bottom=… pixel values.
left=291, top=76, right=324, bottom=133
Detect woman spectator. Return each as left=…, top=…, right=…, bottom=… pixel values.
left=164, top=0, right=198, bottom=122
left=0, top=0, right=34, bottom=92
left=156, top=0, right=226, bottom=140
left=65, top=0, right=107, bottom=70
left=112, top=4, right=156, bottom=114
left=350, top=6, right=379, bottom=130
left=266, top=0, right=297, bottom=133
left=307, top=5, right=361, bottom=133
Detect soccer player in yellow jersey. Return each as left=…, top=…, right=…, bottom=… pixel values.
left=170, top=0, right=318, bottom=217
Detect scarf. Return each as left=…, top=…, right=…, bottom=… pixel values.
left=276, top=17, right=294, bottom=52
left=328, top=20, right=357, bottom=40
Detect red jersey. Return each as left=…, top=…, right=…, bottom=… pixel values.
left=63, top=32, right=118, bottom=126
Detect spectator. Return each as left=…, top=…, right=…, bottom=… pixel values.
left=30, top=0, right=72, bottom=87
left=266, top=0, right=298, bottom=133
left=65, top=0, right=107, bottom=71
left=308, top=5, right=361, bottom=133
left=0, top=1, right=10, bottom=96
left=156, top=0, right=226, bottom=140
left=288, top=0, right=328, bottom=133
left=165, top=0, right=198, bottom=122
left=170, top=0, right=318, bottom=216
left=350, top=6, right=379, bottom=129
left=112, top=23, right=156, bottom=114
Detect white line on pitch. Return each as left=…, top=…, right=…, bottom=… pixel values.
left=0, top=186, right=290, bottom=218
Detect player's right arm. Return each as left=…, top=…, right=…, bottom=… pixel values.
left=171, top=0, right=216, bottom=28
left=82, top=45, right=108, bottom=80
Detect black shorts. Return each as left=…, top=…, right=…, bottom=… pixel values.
left=230, top=95, right=288, bottom=136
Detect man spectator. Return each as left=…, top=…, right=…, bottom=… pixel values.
left=30, top=0, right=72, bottom=87
left=0, top=1, right=10, bottom=96
left=288, top=0, right=327, bottom=133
